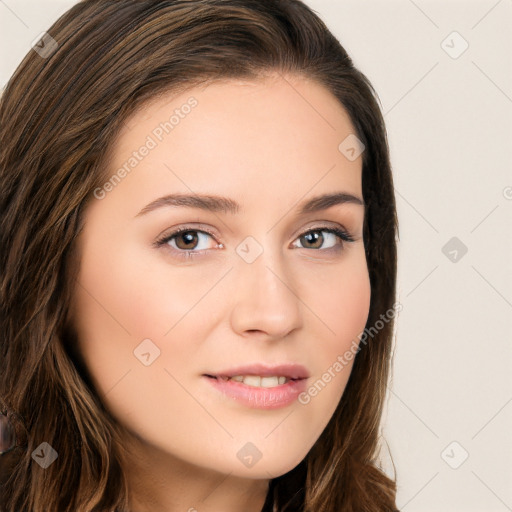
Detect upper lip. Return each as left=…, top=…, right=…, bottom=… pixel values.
left=204, top=363, right=310, bottom=380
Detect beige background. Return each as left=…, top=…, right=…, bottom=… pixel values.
left=1, top=1, right=511, bottom=510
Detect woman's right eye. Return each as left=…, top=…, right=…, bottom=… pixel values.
left=155, top=228, right=220, bottom=260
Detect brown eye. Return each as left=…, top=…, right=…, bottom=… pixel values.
left=174, top=230, right=200, bottom=250
left=154, top=227, right=221, bottom=261
left=293, top=227, right=354, bottom=251
left=300, top=230, right=324, bottom=249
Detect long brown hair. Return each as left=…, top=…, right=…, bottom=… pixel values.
left=0, top=0, right=399, bottom=510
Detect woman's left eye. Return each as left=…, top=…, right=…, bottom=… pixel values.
left=291, top=227, right=355, bottom=251
left=154, top=226, right=355, bottom=260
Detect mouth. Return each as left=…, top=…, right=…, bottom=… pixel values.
left=202, top=369, right=309, bottom=409
left=203, top=374, right=304, bottom=388
left=202, top=363, right=310, bottom=389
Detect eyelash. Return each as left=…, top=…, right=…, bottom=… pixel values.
left=154, top=225, right=356, bottom=261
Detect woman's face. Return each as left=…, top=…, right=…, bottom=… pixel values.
left=71, top=73, right=370, bottom=479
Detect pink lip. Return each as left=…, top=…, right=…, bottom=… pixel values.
left=203, top=375, right=308, bottom=409
left=204, top=363, right=310, bottom=380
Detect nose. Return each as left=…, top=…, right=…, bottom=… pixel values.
left=229, top=249, right=303, bottom=341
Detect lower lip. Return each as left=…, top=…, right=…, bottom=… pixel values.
left=203, top=376, right=308, bottom=410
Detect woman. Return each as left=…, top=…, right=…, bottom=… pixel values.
left=0, top=0, right=400, bottom=510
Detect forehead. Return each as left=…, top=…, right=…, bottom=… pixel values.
left=102, top=74, right=363, bottom=214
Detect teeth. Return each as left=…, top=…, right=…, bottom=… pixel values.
left=225, top=375, right=290, bottom=387
left=244, top=375, right=263, bottom=387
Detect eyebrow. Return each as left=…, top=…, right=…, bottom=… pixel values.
left=135, top=191, right=364, bottom=218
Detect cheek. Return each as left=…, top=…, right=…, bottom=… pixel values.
left=308, top=248, right=371, bottom=349
left=301, top=248, right=370, bottom=400
left=74, top=236, right=204, bottom=337
left=71, top=238, right=219, bottom=386
left=116, top=246, right=225, bottom=336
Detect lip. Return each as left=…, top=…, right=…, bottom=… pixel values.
left=203, top=375, right=308, bottom=409
left=203, top=363, right=310, bottom=380
left=202, top=363, right=310, bottom=410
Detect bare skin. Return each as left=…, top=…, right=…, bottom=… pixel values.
left=69, top=72, right=370, bottom=512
